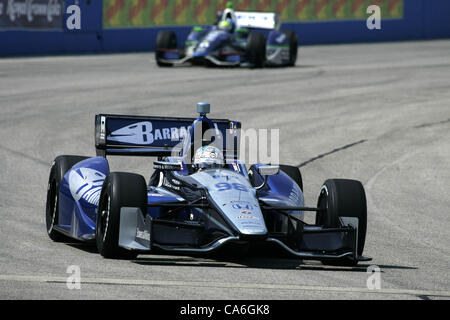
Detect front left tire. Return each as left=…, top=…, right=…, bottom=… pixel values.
left=156, top=30, right=177, bottom=67
left=46, top=155, right=89, bottom=242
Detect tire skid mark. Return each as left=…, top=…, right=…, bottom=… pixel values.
left=0, top=144, right=49, bottom=167
left=414, top=118, right=450, bottom=129
left=1, top=274, right=450, bottom=298
left=297, top=139, right=367, bottom=168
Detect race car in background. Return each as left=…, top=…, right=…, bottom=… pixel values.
left=155, top=3, right=298, bottom=68
left=45, top=102, right=371, bottom=266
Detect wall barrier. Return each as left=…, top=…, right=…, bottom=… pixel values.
left=0, top=0, right=449, bottom=56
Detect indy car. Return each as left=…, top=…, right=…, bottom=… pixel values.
left=46, top=103, right=371, bottom=266
left=155, top=3, right=298, bottom=68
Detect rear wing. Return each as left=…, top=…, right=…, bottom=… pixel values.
left=95, top=114, right=241, bottom=158
left=235, top=11, right=280, bottom=30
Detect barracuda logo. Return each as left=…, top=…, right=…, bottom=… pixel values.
left=69, top=168, right=105, bottom=206
left=108, top=121, right=190, bottom=145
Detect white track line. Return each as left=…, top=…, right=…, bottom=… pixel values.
left=1, top=274, right=449, bottom=298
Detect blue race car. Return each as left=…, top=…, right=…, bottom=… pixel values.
left=46, top=102, right=370, bottom=266
left=155, top=4, right=298, bottom=68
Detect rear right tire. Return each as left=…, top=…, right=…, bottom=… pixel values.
left=283, top=30, right=298, bottom=66
left=279, top=165, right=303, bottom=192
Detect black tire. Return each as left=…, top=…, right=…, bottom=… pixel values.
left=279, top=165, right=303, bottom=192
left=96, top=172, right=147, bottom=259
left=283, top=30, right=298, bottom=66
left=46, top=155, right=89, bottom=242
left=316, top=179, right=367, bottom=266
left=156, top=30, right=177, bottom=67
left=246, top=32, right=266, bottom=68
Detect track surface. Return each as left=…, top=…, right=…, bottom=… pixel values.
left=0, top=40, right=449, bottom=300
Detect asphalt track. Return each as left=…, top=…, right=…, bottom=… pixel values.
left=0, top=40, right=449, bottom=300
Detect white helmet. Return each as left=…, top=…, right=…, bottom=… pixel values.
left=194, top=146, right=224, bottom=170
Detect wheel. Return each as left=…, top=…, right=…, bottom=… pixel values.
left=316, top=179, right=367, bottom=266
left=246, top=32, right=266, bottom=68
left=46, top=155, right=89, bottom=242
left=96, top=172, right=147, bottom=259
left=155, top=30, right=177, bottom=67
left=283, top=30, right=298, bottom=66
left=279, top=165, right=303, bottom=192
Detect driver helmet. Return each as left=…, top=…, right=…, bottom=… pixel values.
left=193, top=146, right=224, bottom=170
left=218, top=19, right=234, bottom=33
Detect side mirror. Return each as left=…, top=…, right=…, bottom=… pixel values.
left=257, top=165, right=279, bottom=176
left=254, top=165, right=279, bottom=190
left=154, top=161, right=183, bottom=171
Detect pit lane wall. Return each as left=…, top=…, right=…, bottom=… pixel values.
left=1, top=0, right=449, bottom=56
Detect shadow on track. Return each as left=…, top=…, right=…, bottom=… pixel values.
left=65, top=243, right=417, bottom=273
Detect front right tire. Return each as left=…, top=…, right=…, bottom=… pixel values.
left=96, top=172, right=147, bottom=259
left=316, top=179, right=367, bottom=266
left=247, top=32, right=267, bottom=68
left=283, top=30, right=298, bottom=67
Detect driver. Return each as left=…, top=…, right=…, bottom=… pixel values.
left=193, top=145, right=224, bottom=171
left=218, top=18, right=235, bottom=33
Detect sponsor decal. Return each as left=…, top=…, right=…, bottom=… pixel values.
left=236, top=215, right=259, bottom=220
left=108, top=121, right=190, bottom=145
left=136, top=230, right=150, bottom=242
left=162, top=176, right=181, bottom=191
left=147, top=192, right=163, bottom=197
left=276, top=33, right=286, bottom=43
left=232, top=203, right=254, bottom=210
left=0, top=0, right=63, bottom=29
left=68, top=167, right=106, bottom=206
left=229, top=121, right=238, bottom=136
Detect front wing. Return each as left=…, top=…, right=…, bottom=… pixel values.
left=117, top=203, right=371, bottom=263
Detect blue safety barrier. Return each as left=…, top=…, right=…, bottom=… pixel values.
left=1, top=0, right=449, bottom=56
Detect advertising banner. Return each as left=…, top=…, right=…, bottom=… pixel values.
left=0, top=0, right=64, bottom=30
left=103, top=0, right=403, bottom=29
